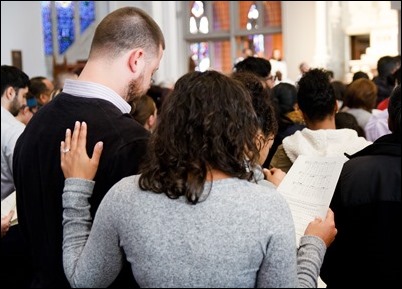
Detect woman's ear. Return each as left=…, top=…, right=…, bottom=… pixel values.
left=255, top=132, right=265, bottom=151
left=148, top=113, right=156, bottom=131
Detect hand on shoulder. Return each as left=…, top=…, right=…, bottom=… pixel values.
left=60, top=121, right=103, bottom=180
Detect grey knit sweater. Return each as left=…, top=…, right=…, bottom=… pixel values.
left=62, top=175, right=326, bottom=288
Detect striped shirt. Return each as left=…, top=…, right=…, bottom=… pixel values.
left=63, top=79, right=131, bottom=114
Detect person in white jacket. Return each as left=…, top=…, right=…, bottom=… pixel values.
left=271, top=69, right=371, bottom=172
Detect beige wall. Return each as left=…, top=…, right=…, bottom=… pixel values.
left=282, top=1, right=318, bottom=82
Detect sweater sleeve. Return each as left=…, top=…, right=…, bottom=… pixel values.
left=62, top=178, right=124, bottom=288
left=256, top=194, right=326, bottom=288
left=297, top=236, right=327, bottom=288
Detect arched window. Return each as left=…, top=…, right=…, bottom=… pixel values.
left=42, top=1, right=53, bottom=55
left=185, top=1, right=283, bottom=74
left=56, top=1, right=75, bottom=54
left=41, top=1, right=95, bottom=56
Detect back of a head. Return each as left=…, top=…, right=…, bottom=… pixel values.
left=344, top=78, right=377, bottom=112
left=297, top=68, right=336, bottom=122
left=377, top=56, right=397, bottom=77
left=1, top=65, right=30, bottom=96
left=272, top=82, right=298, bottom=115
left=232, top=72, right=278, bottom=138
left=392, top=67, right=401, bottom=86
left=89, top=7, right=165, bottom=59
left=331, top=81, right=347, bottom=102
left=131, top=95, right=156, bottom=126
left=29, top=77, right=50, bottom=99
left=352, top=71, right=369, bottom=82
left=335, top=112, right=365, bottom=138
left=388, top=85, right=401, bottom=135
left=234, top=56, right=271, bottom=78
left=139, top=71, right=260, bottom=204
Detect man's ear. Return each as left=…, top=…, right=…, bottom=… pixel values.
left=128, top=49, right=144, bottom=74
left=5, top=87, right=15, bottom=101
left=39, top=93, right=50, bottom=104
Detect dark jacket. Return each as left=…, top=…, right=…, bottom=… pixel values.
left=13, top=93, right=148, bottom=287
left=320, top=133, right=401, bottom=287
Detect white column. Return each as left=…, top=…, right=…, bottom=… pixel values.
left=313, top=1, right=329, bottom=69
left=151, top=1, right=185, bottom=86
left=282, top=1, right=317, bottom=82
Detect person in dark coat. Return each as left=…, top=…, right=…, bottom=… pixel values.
left=320, top=85, right=401, bottom=288
left=13, top=7, right=165, bottom=288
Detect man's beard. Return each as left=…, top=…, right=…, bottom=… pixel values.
left=126, top=73, right=146, bottom=103
left=9, top=96, right=24, bottom=116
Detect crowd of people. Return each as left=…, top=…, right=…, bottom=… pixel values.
left=1, top=6, right=400, bottom=288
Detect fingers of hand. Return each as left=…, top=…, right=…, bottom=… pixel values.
left=71, top=121, right=81, bottom=151
left=78, top=122, right=87, bottom=149
left=91, top=141, right=104, bottom=166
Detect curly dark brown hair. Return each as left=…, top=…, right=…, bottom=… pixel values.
left=231, top=72, right=278, bottom=139
left=139, top=71, right=260, bottom=204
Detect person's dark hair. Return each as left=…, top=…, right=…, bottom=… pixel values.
left=147, top=85, right=172, bottom=113
left=29, top=77, right=50, bottom=99
left=269, top=82, right=297, bottom=129
left=388, top=85, right=401, bottom=135
left=1, top=65, right=30, bottom=97
left=232, top=72, right=278, bottom=139
left=139, top=71, right=260, bottom=204
left=335, top=112, right=365, bottom=138
left=331, top=81, right=346, bottom=102
left=389, top=67, right=401, bottom=86
left=130, top=95, right=156, bottom=126
left=90, top=7, right=165, bottom=59
left=233, top=56, right=272, bottom=78
left=377, top=56, right=397, bottom=77
left=352, top=71, right=369, bottom=82
left=297, top=68, right=336, bottom=122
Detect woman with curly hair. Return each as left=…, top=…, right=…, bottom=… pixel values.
left=60, top=71, right=336, bottom=288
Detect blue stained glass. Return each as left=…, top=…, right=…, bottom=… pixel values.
left=190, top=42, right=210, bottom=72
left=41, top=1, right=53, bottom=55
left=56, top=1, right=75, bottom=54
left=80, top=1, right=95, bottom=33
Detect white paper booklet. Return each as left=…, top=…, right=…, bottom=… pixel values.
left=277, top=155, right=347, bottom=246
left=1, top=191, right=18, bottom=226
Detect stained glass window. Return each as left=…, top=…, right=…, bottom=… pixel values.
left=264, top=1, right=282, bottom=27
left=190, top=42, right=210, bottom=72
left=247, top=3, right=259, bottom=30
left=42, top=1, right=95, bottom=55
left=190, top=1, right=209, bottom=34
left=56, top=1, right=75, bottom=54
left=79, top=1, right=95, bottom=33
left=185, top=2, right=283, bottom=74
left=41, top=1, right=53, bottom=55
left=212, top=1, right=230, bottom=31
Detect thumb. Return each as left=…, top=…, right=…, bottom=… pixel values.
left=325, top=208, right=335, bottom=221
left=310, top=216, right=322, bottom=224
left=91, top=142, right=103, bottom=167
left=5, top=210, right=14, bottom=222
left=263, top=168, right=272, bottom=176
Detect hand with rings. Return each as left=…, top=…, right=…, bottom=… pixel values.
left=62, top=148, right=70, bottom=154
left=60, top=121, right=103, bottom=180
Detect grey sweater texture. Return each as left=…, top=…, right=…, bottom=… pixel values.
left=62, top=175, right=326, bottom=288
